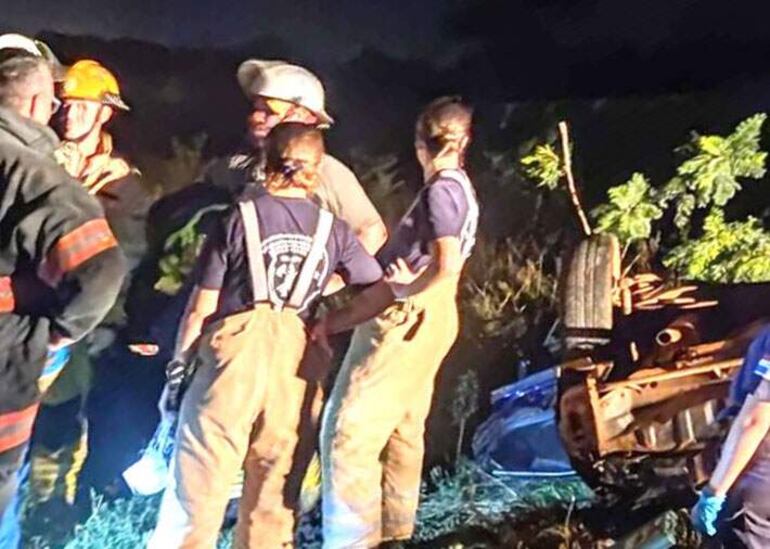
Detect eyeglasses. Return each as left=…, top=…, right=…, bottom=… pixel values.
left=51, top=96, right=61, bottom=114
left=253, top=97, right=295, bottom=118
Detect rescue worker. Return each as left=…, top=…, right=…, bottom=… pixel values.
left=55, top=59, right=149, bottom=269
left=205, top=59, right=387, bottom=254
left=0, top=33, right=69, bottom=392
left=123, top=59, right=386, bottom=421
left=0, top=46, right=126, bottom=533
left=117, top=60, right=387, bottom=507
left=127, top=59, right=386, bottom=349
left=0, top=33, right=64, bottom=79
left=318, top=97, right=478, bottom=547
left=0, top=34, right=70, bottom=548
left=691, top=326, right=770, bottom=547
left=27, top=59, right=152, bottom=520
left=148, top=123, right=391, bottom=548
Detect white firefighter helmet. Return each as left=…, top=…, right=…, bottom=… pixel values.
left=237, top=59, right=334, bottom=126
left=0, top=33, right=65, bottom=79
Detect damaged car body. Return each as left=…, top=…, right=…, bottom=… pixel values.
left=476, top=233, right=770, bottom=507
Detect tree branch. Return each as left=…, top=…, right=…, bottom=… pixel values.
left=558, top=121, right=593, bottom=236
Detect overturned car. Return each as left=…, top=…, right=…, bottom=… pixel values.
left=475, top=234, right=770, bottom=506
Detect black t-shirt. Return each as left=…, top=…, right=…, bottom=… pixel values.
left=195, top=194, right=383, bottom=322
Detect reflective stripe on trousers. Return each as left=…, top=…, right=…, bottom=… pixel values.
left=149, top=306, right=321, bottom=549
left=30, top=346, right=88, bottom=506
left=37, top=347, right=72, bottom=395
left=321, top=283, right=459, bottom=548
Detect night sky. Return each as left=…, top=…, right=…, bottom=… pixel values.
left=2, top=0, right=453, bottom=61
left=6, top=0, right=770, bottom=99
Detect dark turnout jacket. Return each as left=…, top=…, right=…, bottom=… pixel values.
left=0, top=107, right=125, bottom=449
left=56, top=132, right=152, bottom=272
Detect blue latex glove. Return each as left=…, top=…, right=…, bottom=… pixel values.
left=691, top=488, right=726, bottom=537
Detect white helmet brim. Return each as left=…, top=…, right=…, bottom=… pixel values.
left=237, top=59, right=334, bottom=127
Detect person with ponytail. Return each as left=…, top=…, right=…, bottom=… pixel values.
left=316, top=96, right=479, bottom=547
left=148, top=123, right=387, bottom=548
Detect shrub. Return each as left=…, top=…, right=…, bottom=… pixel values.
left=526, top=114, right=770, bottom=283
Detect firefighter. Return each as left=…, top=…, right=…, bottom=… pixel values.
left=0, top=48, right=126, bottom=538
left=55, top=59, right=149, bottom=269
left=205, top=59, right=387, bottom=254
left=691, top=326, right=770, bottom=547
left=318, top=97, right=478, bottom=547
left=119, top=60, right=387, bottom=509
left=27, top=59, right=153, bottom=520
left=0, top=33, right=64, bottom=79
left=124, top=59, right=386, bottom=413
left=148, top=123, right=391, bottom=548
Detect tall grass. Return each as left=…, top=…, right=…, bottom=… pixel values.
left=22, top=462, right=592, bottom=548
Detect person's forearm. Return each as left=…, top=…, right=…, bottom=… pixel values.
left=173, top=310, right=206, bottom=362
left=710, top=398, right=770, bottom=495
left=326, top=281, right=394, bottom=335
left=357, top=220, right=388, bottom=255
left=172, top=288, right=219, bottom=361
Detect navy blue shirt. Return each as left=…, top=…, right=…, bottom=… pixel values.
left=730, top=328, right=770, bottom=408
left=730, top=327, right=770, bottom=492
left=376, top=169, right=479, bottom=271
left=195, top=194, right=383, bottom=322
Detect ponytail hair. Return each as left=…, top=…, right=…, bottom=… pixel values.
left=265, top=122, right=325, bottom=193
left=415, top=96, right=473, bottom=162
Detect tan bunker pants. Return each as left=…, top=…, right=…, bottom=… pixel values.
left=149, top=306, right=320, bottom=549
left=321, top=284, right=459, bottom=548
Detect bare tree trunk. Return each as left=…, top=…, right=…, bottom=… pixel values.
left=558, top=121, right=593, bottom=237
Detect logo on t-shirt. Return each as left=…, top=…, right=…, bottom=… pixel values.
left=262, top=233, right=329, bottom=312
left=457, top=185, right=479, bottom=259
left=755, top=356, right=770, bottom=381
left=460, top=208, right=478, bottom=259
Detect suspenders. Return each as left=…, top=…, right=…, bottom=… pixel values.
left=238, top=199, right=334, bottom=312
left=439, top=169, right=479, bottom=259
left=287, top=210, right=333, bottom=309
left=238, top=200, right=269, bottom=304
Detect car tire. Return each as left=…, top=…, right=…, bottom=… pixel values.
left=562, top=234, right=620, bottom=352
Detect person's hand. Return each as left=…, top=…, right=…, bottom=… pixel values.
left=309, top=317, right=333, bottom=358
left=160, top=357, right=189, bottom=419
left=385, top=258, right=428, bottom=299
left=165, top=357, right=189, bottom=385
left=385, top=258, right=425, bottom=286
left=691, top=487, right=726, bottom=537
left=128, top=343, right=160, bottom=357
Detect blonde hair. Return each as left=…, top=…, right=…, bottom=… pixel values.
left=415, top=96, right=473, bottom=161
left=264, top=123, right=325, bottom=193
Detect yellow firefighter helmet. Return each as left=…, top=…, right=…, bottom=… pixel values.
left=60, top=60, right=130, bottom=111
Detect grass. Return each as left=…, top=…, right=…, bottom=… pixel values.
left=23, top=459, right=599, bottom=549
left=414, top=459, right=593, bottom=543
